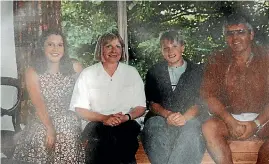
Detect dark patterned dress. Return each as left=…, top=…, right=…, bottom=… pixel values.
left=13, top=72, right=85, bottom=164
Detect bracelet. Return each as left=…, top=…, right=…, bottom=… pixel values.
left=253, top=119, right=261, bottom=128
left=125, top=113, right=132, bottom=120
left=253, top=119, right=263, bottom=132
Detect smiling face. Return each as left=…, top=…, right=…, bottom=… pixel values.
left=161, top=39, right=184, bottom=67
left=101, top=39, right=122, bottom=64
left=44, top=34, right=64, bottom=63
left=225, top=24, right=254, bottom=56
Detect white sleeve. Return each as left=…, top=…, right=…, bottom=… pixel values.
left=132, top=68, right=146, bottom=107
left=69, top=71, right=91, bottom=112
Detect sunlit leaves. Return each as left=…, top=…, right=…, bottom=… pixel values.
left=61, top=1, right=117, bottom=65
left=61, top=1, right=269, bottom=80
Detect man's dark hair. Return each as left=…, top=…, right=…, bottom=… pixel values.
left=223, top=13, right=253, bottom=34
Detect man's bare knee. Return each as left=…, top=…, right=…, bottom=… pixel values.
left=202, top=119, right=219, bottom=135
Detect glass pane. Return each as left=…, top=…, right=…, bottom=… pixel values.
left=1, top=85, right=18, bottom=110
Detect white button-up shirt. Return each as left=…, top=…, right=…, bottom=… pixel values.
left=70, top=62, right=146, bottom=128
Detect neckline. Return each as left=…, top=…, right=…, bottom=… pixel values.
left=245, top=53, right=254, bottom=67
left=45, top=71, right=61, bottom=75
left=168, top=60, right=187, bottom=69
left=225, top=52, right=254, bottom=86
left=101, top=62, right=120, bottom=78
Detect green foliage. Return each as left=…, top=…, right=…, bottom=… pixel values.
left=61, top=1, right=118, bottom=67
left=61, top=1, right=269, bottom=80
left=126, top=1, right=269, bottom=79
left=129, top=37, right=161, bottom=80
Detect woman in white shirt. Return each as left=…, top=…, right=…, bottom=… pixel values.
left=70, top=33, right=146, bottom=164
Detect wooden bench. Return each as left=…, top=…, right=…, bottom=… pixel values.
left=135, top=139, right=264, bottom=164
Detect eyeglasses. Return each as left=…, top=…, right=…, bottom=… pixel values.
left=225, top=29, right=250, bottom=37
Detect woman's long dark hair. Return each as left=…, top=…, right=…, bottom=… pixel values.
left=31, top=30, right=74, bottom=76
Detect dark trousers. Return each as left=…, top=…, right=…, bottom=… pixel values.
left=82, top=120, right=141, bottom=164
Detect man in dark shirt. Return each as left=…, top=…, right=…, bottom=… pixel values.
left=141, top=30, right=205, bottom=164
left=201, top=14, right=269, bottom=164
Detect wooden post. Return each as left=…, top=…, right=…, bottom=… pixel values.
left=117, top=1, right=129, bottom=64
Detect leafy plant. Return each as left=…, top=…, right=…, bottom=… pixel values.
left=61, top=1, right=269, bottom=80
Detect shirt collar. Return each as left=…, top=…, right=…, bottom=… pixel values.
left=168, top=59, right=187, bottom=70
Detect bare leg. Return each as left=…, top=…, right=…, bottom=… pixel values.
left=257, top=123, right=269, bottom=164
left=202, top=117, right=233, bottom=164
left=257, top=140, right=269, bottom=164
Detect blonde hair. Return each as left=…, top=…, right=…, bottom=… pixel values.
left=159, top=30, right=185, bottom=46
left=94, top=33, right=126, bottom=62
